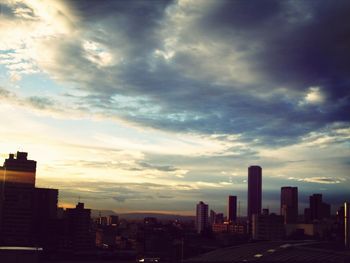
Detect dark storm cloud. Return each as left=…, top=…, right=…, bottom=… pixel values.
left=67, top=0, right=173, bottom=57
left=40, top=0, right=350, bottom=146
left=203, top=0, right=350, bottom=90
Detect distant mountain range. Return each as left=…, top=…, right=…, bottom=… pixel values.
left=91, top=210, right=194, bottom=222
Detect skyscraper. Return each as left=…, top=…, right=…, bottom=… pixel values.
left=280, top=187, right=298, bottom=224
left=345, top=202, right=349, bottom=248
left=196, top=201, right=208, bottom=234
left=228, top=195, right=237, bottom=222
left=65, top=202, right=93, bottom=251
left=0, top=152, right=37, bottom=246
left=0, top=152, right=58, bottom=247
left=308, top=193, right=331, bottom=221
left=247, top=166, right=262, bottom=221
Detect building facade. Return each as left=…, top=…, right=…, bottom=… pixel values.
left=196, top=201, right=208, bottom=234
left=305, top=194, right=331, bottom=222
left=0, top=152, right=58, bottom=247
left=247, top=166, right=262, bottom=221
left=280, top=187, right=298, bottom=224
left=252, top=212, right=285, bottom=240
left=227, top=195, right=237, bottom=223
left=65, top=202, right=93, bottom=251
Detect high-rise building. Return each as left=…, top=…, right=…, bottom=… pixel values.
left=308, top=194, right=331, bottom=222
left=210, top=209, right=216, bottom=225
left=2, top=152, right=36, bottom=186
left=196, top=201, right=208, bottom=234
left=32, top=187, right=58, bottom=248
left=65, top=202, right=93, bottom=251
left=280, top=187, right=298, bottom=224
left=252, top=211, right=285, bottom=240
left=247, top=166, right=262, bottom=221
left=0, top=152, right=36, bottom=246
left=0, top=152, right=58, bottom=247
left=345, top=202, right=349, bottom=248
left=228, top=195, right=237, bottom=222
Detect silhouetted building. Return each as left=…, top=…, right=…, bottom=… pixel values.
left=228, top=195, right=237, bottom=223
left=307, top=194, right=331, bottom=222
left=345, top=202, right=349, bottom=248
left=210, top=209, right=216, bottom=225
left=212, top=222, right=246, bottom=234
left=247, top=166, right=262, bottom=221
left=32, top=187, right=58, bottom=249
left=215, top=213, right=224, bottom=224
left=2, top=152, right=36, bottom=186
left=0, top=152, right=36, bottom=246
left=281, top=186, right=298, bottom=224
left=196, top=201, right=208, bottom=234
left=304, top=208, right=311, bottom=223
left=209, top=210, right=224, bottom=224
left=108, top=215, right=119, bottom=226
left=0, top=152, right=59, bottom=248
left=252, top=212, right=284, bottom=240
left=65, top=202, right=93, bottom=251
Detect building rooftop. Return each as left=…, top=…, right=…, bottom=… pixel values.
left=185, top=241, right=350, bottom=263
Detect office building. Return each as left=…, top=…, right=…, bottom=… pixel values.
left=252, top=211, right=285, bottom=240
left=0, top=152, right=58, bottom=247
left=210, top=210, right=216, bottom=225
left=345, top=202, right=349, bottom=248
left=196, top=201, right=208, bottom=234
left=2, top=152, right=36, bottom=186
left=247, top=165, right=262, bottom=221
left=212, top=222, right=246, bottom=234
left=227, top=195, right=237, bottom=223
left=65, top=202, right=93, bottom=251
left=32, top=187, right=58, bottom=248
left=0, top=152, right=37, bottom=246
left=305, top=194, right=331, bottom=222
left=280, top=186, right=298, bottom=224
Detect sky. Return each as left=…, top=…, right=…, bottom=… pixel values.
left=0, top=0, right=349, bottom=216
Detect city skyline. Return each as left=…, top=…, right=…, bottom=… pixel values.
left=0, top=0, right=349, bottom=215
left=0, top=151, right=346, bottom=219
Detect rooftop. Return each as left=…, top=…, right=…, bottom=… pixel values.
left=185, top=241, right=350, bottom=263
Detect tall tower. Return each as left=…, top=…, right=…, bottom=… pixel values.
left=0, top=152, right=36, bottom=246
left=0, top=152, right=58, bottom=247
left=308, top=193, right=330, bottom=221
left=247, top=166, right=262, bottom=221
left=228, top=195, right=237, bottom=222
left=196, top=201, right=208, bottom=234
left=66, top=202, right=93, bottom=251
left=345, top=202, right=349, bottom=248
left=280, top=187, right=298, bottom=224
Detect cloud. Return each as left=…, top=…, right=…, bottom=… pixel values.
left=1, top=0, right=350, bottom=213
left=138, top=161, right=178, bottom=172
left=27, top=96, right=55, bottom=109
left=304, top=87, right=325, bottom=105
left=288, top=176, right=345, bottom=184
left=1, top=0, right=349, bottom=148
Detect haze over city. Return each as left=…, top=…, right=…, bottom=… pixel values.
left=0, top=0, right=349, bottom=216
